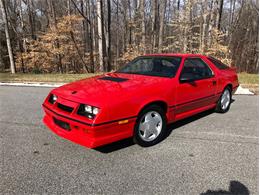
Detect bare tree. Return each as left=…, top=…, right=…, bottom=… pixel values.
left=152, top=0, right=159, bottom=51
left=97, top=0, right=104, bottom=71
left=158, top=0, right=167, bottom=52
left=27, top=0, right=36, bottom=40
left=0, top=0, right=16, bottom=73
left=217, top=0, right=224, bottom=30
left=106, top=0, right=111, bottom=71
left=140, top=0, right=145, bottom=52
left=0, top=0, right=257, bottom=74
left=115, top=0, right=120, bottom=67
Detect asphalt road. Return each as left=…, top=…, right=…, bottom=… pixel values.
left=0, top=86, right=258, bottom=194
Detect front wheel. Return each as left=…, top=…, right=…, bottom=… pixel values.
left=216, top=87, right=232, bottom=113
left=133, top=105, right=167, bottom=147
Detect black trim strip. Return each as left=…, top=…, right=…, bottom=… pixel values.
left=42, top=104, right=137, bottom=127
left=169, top=93, right=221, bottom=108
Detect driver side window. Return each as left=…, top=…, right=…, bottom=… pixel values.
left=180, top=58, right=213, bottom=81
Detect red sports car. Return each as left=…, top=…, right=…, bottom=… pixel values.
left=42, top=54, right=239, bottom=148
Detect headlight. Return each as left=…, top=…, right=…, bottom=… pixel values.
left=48, top=94, right=57, bottom=104
left=84, top=105, right=92, bottom=113
left=77, top=104, right=100, bottom=119
left=92, top=107, right=100, bottom=115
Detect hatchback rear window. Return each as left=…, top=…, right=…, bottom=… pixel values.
left=207, top=57, right=230, bottom=70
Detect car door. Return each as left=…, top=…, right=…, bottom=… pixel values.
left=175, top=57, right=217, bottom=116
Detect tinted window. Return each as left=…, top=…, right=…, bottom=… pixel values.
left=117, top=57, right=182, bottom=77
left=207, top=57, right=229, bottom=70
left=181, top=58, right=213, bottom=80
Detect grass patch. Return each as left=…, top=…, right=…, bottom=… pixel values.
left=238, top=73, right=259, bottom=85
left=238, top=73, right=259, bottom=94
left=0, top=72, right=258, bottom=86
left=0, top=73, right=100, bottom=83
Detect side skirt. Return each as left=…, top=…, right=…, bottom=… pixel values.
left=173, top=104, right=216, bottom=122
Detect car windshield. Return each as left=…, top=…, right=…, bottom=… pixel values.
left=117, top=56, right=182, bottom=78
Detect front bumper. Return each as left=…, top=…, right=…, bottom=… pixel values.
left=42, top=104, right=136, bottom=148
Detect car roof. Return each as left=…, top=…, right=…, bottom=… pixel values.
left=143, top=53, right=206, bottom=58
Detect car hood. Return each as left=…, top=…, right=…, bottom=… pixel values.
left=52, top=72, right=170, bottom=106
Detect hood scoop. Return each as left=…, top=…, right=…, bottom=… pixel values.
left=98, top=76, right=129, bottom=82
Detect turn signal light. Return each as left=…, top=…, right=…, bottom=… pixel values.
left=118, top=120, right=129, bottom=124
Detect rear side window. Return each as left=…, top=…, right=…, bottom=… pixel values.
left=181, top=58, right=213, bottom=80
left=207, top=57, right=229, bottom=70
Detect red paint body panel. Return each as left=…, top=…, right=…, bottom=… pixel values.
left=42, top=54, right=239, bottom=148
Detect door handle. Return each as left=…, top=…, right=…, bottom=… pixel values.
left=212, top=80, right=217, bottom=86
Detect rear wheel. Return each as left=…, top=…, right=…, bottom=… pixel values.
left=133, top=105, right=167, bottom=147
left=216, top=87, right=232, bottom=113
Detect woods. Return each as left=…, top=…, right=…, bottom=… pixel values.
left=0, top=0, right=258, bottom=74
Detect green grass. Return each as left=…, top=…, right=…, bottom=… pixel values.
left=238, top=73, right=259, bottom=94
left=238, top=73, right=259, bottom=85
left=0, top=73, right=100, bottom=83
left=0, top=72, right=258, bottom=85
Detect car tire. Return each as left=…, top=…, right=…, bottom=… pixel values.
left=215, top=87, right=232, bottom=113
left=133, top=105, right=167, bottom=147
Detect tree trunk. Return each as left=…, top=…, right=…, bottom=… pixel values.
left=201, top=0, right=208, bottom=51
left=0, top=0, right=16, bottom=73
left=152, top=0, right=158, bottom=51
left=106, top=0, right=111, bottom=71
left=158, top=0, right=167, bottom=53
left=231, top=0, right=236, bottom=24
left=70, top=31, right=90, bottom=72
left=87, top=0, right=95, bottom=73
left=188, top=0, right=193, bottom=52
left=217, top=0, right=224, bottom=30
left=115, top=0, right=119, bottom=68
left=19, top=0, right=25, bottom=72
left=207, top=0, right=216, bottom=49
left=132, top=1, right=137, bottom=46
left=48, top=0, right=63, bottom=73
left=140, top=0, right=145, bottom=53
left=101, top=0, right=107, bottom=71
left=97, top=0, right=104, bottom=72
left=176, top=0, right=181, bottom=52
left=128, top=0, right=132, bottom=46
left=123, top=5, right=128, bottom=52
left=183, top=0, right=190, bottom=53
left=27, top=0, right=36, bottom=40
left=80, top=0, right=87, bottom=54
left=228, top=0, right=236, bottom=37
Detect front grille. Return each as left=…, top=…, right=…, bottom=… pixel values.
left=53, top=117, right=71, bottom=131
left=57, top=103, right=74, bottom=113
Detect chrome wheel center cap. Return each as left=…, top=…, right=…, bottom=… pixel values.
left=138, top=111, right=163, bottom=142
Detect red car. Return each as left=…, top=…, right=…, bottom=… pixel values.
left=42, top=54, right=239, bottom=148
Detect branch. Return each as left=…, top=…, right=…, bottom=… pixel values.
left=70, top=0, right=91, bottom=24
left=70, top=30, right=90, bottom=73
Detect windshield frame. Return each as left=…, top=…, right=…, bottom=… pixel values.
left=116, top=56, right=183, bottom=78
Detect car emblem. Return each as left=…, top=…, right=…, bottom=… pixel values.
left=72, top=91, right=77, bottom=94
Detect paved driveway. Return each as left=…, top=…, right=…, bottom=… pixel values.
left=0, top=86, right=258, bottom=194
